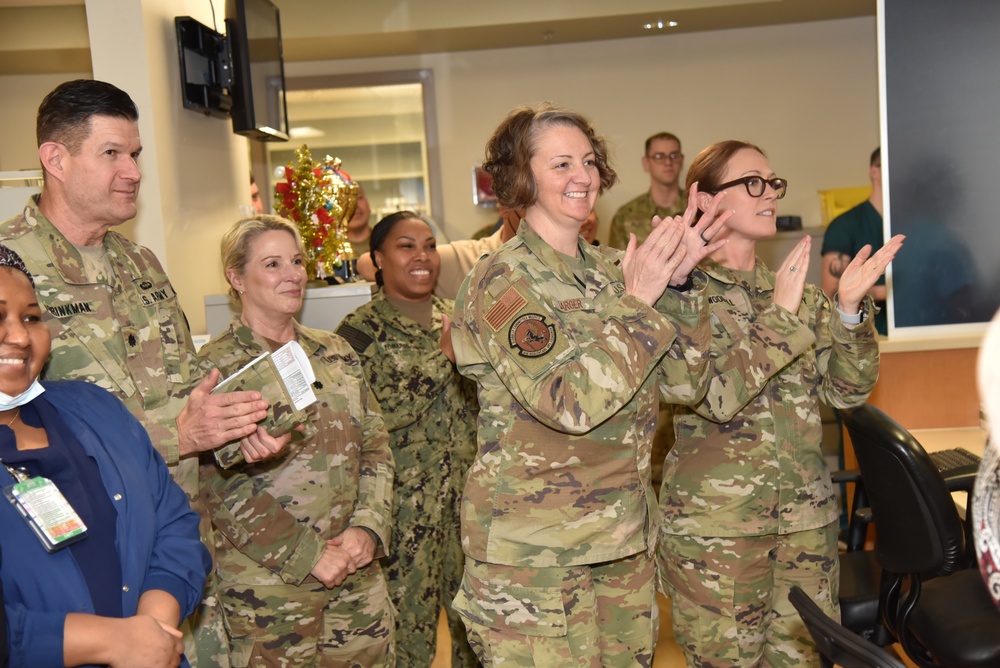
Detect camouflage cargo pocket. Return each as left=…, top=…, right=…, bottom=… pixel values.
left=656, top=533, right=736, bottom=616
left=453, top=566, right=568, bottom=638
left=218, top=605, right=257, bottom=668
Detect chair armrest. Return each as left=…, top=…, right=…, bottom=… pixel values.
left=831, top=468, right=861, bottom=484
left=833, top=468, right=875, bottom=551
left=942, top=471, right=976, bottom=493
left=855, top=507, right=873, bottom=525
left=940, top=472, right=978, bottom=566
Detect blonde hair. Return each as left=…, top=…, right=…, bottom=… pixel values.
left=220, top=215, right=303, bottom=302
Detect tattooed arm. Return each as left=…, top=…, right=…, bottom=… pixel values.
left=823, top=251, right=887, bottom=302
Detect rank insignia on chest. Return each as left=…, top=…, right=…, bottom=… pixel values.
left=133, top=279, right=175, bottom=307
left=509, top=313, right=556, bottom=357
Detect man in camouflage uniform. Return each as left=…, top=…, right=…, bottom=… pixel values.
left=658, top=256, right=881, bottom=667
left=608, top=132, right=688, bottom=251
left=0, top=79, right=283, bottom=666
left=199, top=316, right=396, bottom=667
left=338, top=288, right=479, bottom=667
left=452, top=219, right=712, bottom=667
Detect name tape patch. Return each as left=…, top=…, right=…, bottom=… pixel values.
left=46, top=301, right=97, bottom=318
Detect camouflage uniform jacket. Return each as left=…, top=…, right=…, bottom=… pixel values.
left=337, top=291, right=477, bottom=478
left=608, top=190, right=689, bottom=250
left=198, top=318, right=394, bottom=586
left=660, top=258, right=879, bottom=538
left=452, top=221, right=711, bottom=568
left=0, top=196, right=203, bottom=496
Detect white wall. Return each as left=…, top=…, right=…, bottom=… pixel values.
left=0, top=73, right=91, bottom=172
left=287, top=17, right=879, bottom=244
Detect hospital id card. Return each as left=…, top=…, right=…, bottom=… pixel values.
left=4, top=476, right=87, bottom=552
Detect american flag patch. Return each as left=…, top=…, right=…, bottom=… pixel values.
left=485, top=287, right=527, bottom=331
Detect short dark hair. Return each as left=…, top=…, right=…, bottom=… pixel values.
left=369, top=210, right=427, bottom=287
left=870, top=147, right=881, bottom=167
left=36, top=79, right=139, bottom=154
left=482, top=103, right=617, bottom=210
left=645, top=132, right=682, bottom=156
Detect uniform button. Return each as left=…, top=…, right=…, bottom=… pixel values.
left=114, top=494, right=122, bottom=501
left=122, top=585, right=129, bottom=592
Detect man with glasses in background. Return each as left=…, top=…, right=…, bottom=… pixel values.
left=608, top=131, right=687, bottom=250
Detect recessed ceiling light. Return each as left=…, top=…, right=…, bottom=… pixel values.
left=643, top=20, right=678, bottom=30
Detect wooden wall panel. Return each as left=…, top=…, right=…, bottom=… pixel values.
left=866, top=347, right=980, bottom=430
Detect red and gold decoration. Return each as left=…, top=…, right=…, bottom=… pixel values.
left=273, top=145, right=359, bottom=280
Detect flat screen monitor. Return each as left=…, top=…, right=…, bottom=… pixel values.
left=226, top=0, right=289, bottom=142
left=175, top=16, right=231, bottom=118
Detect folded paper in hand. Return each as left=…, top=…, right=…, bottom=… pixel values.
left=210, top=340, right=317, bottom=467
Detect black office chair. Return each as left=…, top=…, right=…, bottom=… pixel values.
left=789, top=585, right=905, bottom=668
left=842, top=403, right=1000, bottom=667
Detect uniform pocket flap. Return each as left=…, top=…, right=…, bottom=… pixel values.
left=455, top=569, right=569, bottom=638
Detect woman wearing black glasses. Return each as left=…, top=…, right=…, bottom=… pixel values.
left=656, top=140, right=904, bottom=667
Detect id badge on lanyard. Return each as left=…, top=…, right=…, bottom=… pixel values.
left=3, top=467, right=87, bottom=552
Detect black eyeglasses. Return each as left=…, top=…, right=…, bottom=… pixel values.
left=647, top=151, right=684, bottom=163
left=714, top=176, right=787, bottom=199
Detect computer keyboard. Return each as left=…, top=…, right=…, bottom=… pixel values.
left=929, top=447, right=982, bottom=478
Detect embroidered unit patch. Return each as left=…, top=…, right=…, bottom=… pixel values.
left=508, top=313, right=556, bottom=357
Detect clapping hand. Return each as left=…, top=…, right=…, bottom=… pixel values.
left=837, top=234, right=905, bottom=315
left=652, top=182, right=732, bottom=286
left=622, top=216, right=686, bottom=305
left=773, top=236, right=812, bottom=315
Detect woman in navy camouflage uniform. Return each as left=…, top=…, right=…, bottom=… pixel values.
left=337, top=211, right=478, bottom=667
left=657, top=140, right=904, bottom=667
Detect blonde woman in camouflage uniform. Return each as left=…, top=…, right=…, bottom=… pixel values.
left=657, top=140, right=904, bottom=667
left=337, top=211, right=479, bottom=667
left=450, top=104, right=732, bottom=667
left=199, top=215, right=396, bottom=667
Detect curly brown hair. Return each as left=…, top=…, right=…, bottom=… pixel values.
left=482, top=103, right=617, bottom=210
